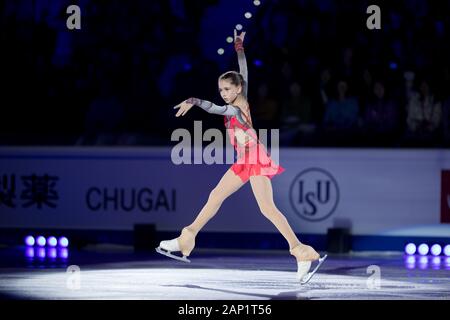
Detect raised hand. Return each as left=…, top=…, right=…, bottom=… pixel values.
left=174, top=100, right=194, bottom=117
left=234, top=29, right=246, bottom=45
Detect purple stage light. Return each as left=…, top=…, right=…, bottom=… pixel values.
left=47, top=236, right=57, bottom=247
left=405, top=255, right=416, bottom=269
left=445, top=257, right=450, bottom=269
left=58, top=237, right=69, bottom=248
left=36, top=236, right=46, bottom=247
left=24, top=236, right=35, bottom=246
left=37, top=247, right=46, bottom=259
left=47, top=248, right=57, bottom=259
left=444, top=245, right=450, bottom=257
left=431, top=256, right=441, bottom=268
left=25, top=247, right=35, bottom=258
left=418, top=243, right=429, bottom=256
left=58, top=248, right=69, bottom=259
left=430, top=244, right=442, bottom=256
left=405, top=243, right=416, bottom=255
left=418, top=256, right=428, bottom=269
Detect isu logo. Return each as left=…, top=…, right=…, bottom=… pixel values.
left=289, top=168, right=339, bottom=222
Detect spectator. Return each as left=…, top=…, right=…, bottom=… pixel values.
left=280, top=81, right=315, bottom=145
left=281, top=82, right=313, bottom=127
left=323, top=80, right=359, bottom=131
left=253, top=83, right=280, bottom=128
left=405, top=79, right=442, bottom=145
left=364, top=81, right=400, bottom=146
left=322, top=80, right=360, bottom=145
left=77, top=80, right=125, bottom=145
left=441, top=96, right=450, bottom=146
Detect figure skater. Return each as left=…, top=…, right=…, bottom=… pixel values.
left=156, top=30, right=327, bottom=284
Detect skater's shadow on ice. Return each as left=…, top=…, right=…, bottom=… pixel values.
left=160, top=284, right=312, bottom=300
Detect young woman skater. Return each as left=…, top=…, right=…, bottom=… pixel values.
left=156, top=30, right=327, bottom=284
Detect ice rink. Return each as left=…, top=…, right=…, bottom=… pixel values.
left=0, top=246, right=449, bottom=300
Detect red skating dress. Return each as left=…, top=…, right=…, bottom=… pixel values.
left=224, top=114, right=285, bottom=183
left=188, top=37, right=284, bottom=183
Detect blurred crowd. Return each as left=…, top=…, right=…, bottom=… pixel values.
left=1, top=0, right=450, bottom=147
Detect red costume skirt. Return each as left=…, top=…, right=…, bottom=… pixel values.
left=230, top=142, right=285, bottom=183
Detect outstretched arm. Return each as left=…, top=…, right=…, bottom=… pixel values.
left=234, top=30, right=248, bottom=99
left=174, top=98, right=242, bottom=117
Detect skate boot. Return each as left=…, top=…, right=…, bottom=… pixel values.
left=155, top=228, right=196, bottom=263
left=290, top=244, right=327, bottom=284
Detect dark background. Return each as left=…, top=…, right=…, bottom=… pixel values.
left=1, top=0, right=449, bottom=147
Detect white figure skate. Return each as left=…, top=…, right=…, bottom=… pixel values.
left=290, top=244, right=327, bottom=284
left=298, top=254, right=328, bottom=285
left=155, top=228, right=195, bottom=263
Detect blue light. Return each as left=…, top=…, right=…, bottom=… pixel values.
left=47, top=236, right=58, bottom=247
left=253, top=59, right=263, bottom=67
left=25, top=236, right=35, bottom=246
left=444, top=245, right=450, bottom=257
left=36, top=236, right=46, bottom=247
left=405, top=243, right=416, bottom=255
left=418, top=243, right=429, bottom=256
left=431, top=244, right=442, bottom=256
left=389, top=62, right=398, bottom=70
left=58, top=237, right=69, bottom=248
left=435, top=21, right=444, bottom=36
left=183, top=63, right=192, bottom=71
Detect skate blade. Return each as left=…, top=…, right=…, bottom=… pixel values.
left=155, top=247, right=191, bottom=263
left=300, top=254, right=327, bottom=285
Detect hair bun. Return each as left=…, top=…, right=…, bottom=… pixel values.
left=219, top=71, right=245, bottom=87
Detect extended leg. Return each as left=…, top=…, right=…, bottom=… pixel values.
left=249, top=175, right=302, bottom=250
left=156, top=168, right=246, bottom=262
left=249, top=175, right=326, bottom=283
left=186, top=168, right=246, bottom=234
